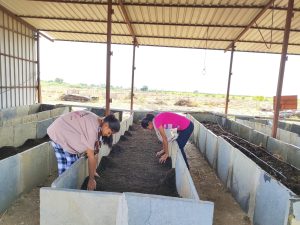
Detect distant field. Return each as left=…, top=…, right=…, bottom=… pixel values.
left=41, top=80, right=299, bottom=117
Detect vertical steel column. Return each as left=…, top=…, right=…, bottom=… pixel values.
left=272, top=0, right=294, bottom=138
left=105, top=0, right=113, bottom=116
left=225, top=45, right=235, bottom=115
left=130, top=41, right=136, bottom=113
left=36, top=31, right=41, bottom=103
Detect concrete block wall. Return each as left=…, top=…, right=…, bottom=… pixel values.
left=0, top=142, right=57, bottom=213
left=188, top=114, right=298, bottom=225
left=237, top=118, right=300, bottom=148
left=41, top=113, right=214, bottom=225
left=0, top=104, right=42, bottom=125
left=235, top=118, right=300, bottom=169
left=1, top=105, right=70, bottom=127
left=0, top=106, right=70, bottom=148
left=40, top=190, right=213, bottom=225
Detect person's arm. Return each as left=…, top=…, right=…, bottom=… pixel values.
left=158, top=126, right=169, bottom=163
left=86, top=149, right=97, bottom=190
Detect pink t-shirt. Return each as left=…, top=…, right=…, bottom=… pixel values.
left=47, top=110, right=99, bottom=154
left=154, top=112, right=190, bottom=131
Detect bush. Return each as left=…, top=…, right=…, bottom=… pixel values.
left=174, top=99, right=198, bottom=107
left=140, top=85, right=148, bottom=91
left=54, top=78, right=64, bottom=84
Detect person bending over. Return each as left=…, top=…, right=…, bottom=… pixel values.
left=47, top=110, right=120, bottom=190
left=141, top=112, right=194, bottom=169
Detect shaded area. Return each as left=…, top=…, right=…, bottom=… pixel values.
left=82, top=124, right=178, bottom=197
left=0, top=136, right=50, bottom=160
left=203, top=122, right=300, bottom=194
left=186, top=142, right=251, bottom=225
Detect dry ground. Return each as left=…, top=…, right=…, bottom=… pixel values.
left=186, top=142, right=252, bottom=225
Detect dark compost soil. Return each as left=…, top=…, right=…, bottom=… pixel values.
left=0, top=136, right=50, bottom=160
left=202, top=122, right=300, bottom=195
left=82, top=124, right=179, bottom=197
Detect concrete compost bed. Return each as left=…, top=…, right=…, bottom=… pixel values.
left=202, top=122, right=300, bottom=195
left=0, top=104, right=70, bottom=149
left=236, top=116, right=300, bottom=148
left=81, top=124, right=178, bottom=197
left=41, top=114, right=214, bottom=225
left=0, top=136, right=50, bottom=160
left=0, top=141, right=57, bottom=213
left=188, top=112, right=300, bottom=225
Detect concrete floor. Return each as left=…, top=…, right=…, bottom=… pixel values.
left=186, top=142, right=252, bottom=225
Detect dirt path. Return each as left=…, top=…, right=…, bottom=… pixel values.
left=0, top=174, right=57, bottom=225
left=82, top=125, right=178, bottom=197
left=186, top=142, right=252, bottom=225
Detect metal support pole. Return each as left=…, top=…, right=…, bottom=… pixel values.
left=225, top=45, right=235, bottom=115
left=272, top=0, right=294, bottom=138
left=130, top=41, right=136, bottom=113
left=36, top=31, right=42, bottom=103
left=105, top=0, right=113, bottom=116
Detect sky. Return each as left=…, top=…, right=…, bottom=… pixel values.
left=40, top=37, right=300, bottom=97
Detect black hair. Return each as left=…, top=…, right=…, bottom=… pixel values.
left=141, top=113, right=155, bottom=129
left=102, top=114, right=120, bottom=147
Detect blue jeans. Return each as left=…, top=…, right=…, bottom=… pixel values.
left=176, top=122, right=194, bottom=169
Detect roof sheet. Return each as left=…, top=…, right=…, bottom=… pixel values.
left=0, top=0, right=299, bottom=54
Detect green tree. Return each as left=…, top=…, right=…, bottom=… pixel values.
left=54, top=78, right=64, bottom=84
left=140, top=85, right=149, bottom=91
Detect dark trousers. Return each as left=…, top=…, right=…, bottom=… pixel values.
left=176, top=122, right=194, bottom=169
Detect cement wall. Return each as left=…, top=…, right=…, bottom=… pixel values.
left=40, top=190, right=213, bottom=225
left=236, top=118, right=300, bottom=148
left=41, top=113, right=214, bottom=225
left=188, top=114, right=299, bottom=225
left=0, top=142, right=57, bottom=213
left=0, top=106, right=70, bottom=148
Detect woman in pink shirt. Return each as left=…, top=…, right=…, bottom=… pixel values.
left=47, top=111, right=120, bottom=190
left=141, top=112, right=194, bottom=169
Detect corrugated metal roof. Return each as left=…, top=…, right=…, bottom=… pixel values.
left=0, top=0, right=299, bottom=54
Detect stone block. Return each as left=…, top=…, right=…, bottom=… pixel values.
left=51, top=157, right=88, bottom=189
left=22, top=114, right=38, bottom=124
left=37, top=118, right=54, bottom=139
left=217, top=137, right=234, bottom=187
left=40, top=188, right=121, bottom=225
left=253, top=172, right=291, bottom=225
left=249, top=129, right=268, bottom=149
left=205, top=130, right=218, bottom=169
left=199, top=124, right=207, bottom=155
left=38, top=110, right=51, bottom=121
left=175, top=150, right=199, bottom=200
left=0, top=126, right=14, bottom=147
left=16, top=105, right=30, bottom=117
left=13, top=122, right=37, bottom=147
left=28, top=103, right=41, bottom=114
left=117, top=192, right=214, bottom=225
left=231, top=148, right=261, bottom=214
left=19, top=143, right=50, bottom=192
left=0, top=155, right=21, bottom=213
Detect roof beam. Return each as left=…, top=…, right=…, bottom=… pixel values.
left=18, top=15, right=300, bottom=33
left=224, top=0, right=277, bottom=52
left=28, top=0, right=300, bottom=11
left=117, top=0, right=138, bottom=44
left=40, top=29, right=300, bottom=46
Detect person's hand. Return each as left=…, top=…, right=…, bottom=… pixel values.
left=156, top=149, right=164, bottom=157
left=87, top=177, right=96, bottom=191
left=159, top=153, right=169, bottom=164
